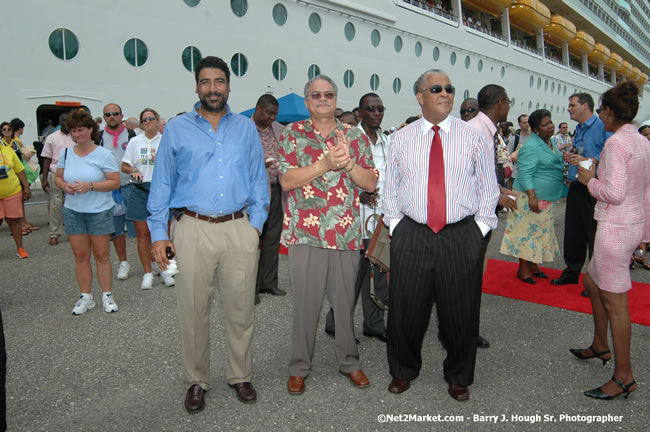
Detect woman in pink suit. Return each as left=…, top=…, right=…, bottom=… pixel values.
left=572, top=82, right=648, bottom=400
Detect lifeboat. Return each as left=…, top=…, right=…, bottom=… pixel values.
left=509, top=0, right=550, bottom=34
left=605, top=52, right=623, bottom=72
left=619, top=61, right=632, bottom=78
left=638, top=73, right=648, bottom=87
left=629, top=67, right=641, bottom=82
left=568, top=30, right=595, bottom=56
left=543, top=15, right=576, bottom=47
left=588, top=43, right=610, bottom=65
left=462, top=0, right=513, bottom=17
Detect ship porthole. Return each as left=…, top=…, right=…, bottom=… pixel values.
left=48, top=28, right=79, bottom=61
left=273, top=4, right=288, bottom=26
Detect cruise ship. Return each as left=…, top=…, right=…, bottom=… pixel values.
left=2, top=0, right=649, bottom=146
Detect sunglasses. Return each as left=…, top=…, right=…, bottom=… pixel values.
left=104, top=112, right=121, bottom=117
left=141, top=117, right=157, bottom=123
left=363, top=106, right=386, bottom=113
left=1, top=127, right=12, bottom=132
left=460, top=107, right=477, bottom=115
left=423, top=85, right=455, bottom=94
left=310, top=92, right=336, bottom=101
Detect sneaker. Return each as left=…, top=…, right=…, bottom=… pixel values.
left=166, top=258, right=179, bottom=276
left=117, top=261, right=130, bottom=280
left=16, top=248, right=29, bottom=259
left=102, top=294, right=119, bottom=313
left=72, top=295, right=96, bottom=315
left=160, top=271, right=175, bottom=287
left=151, top=261, right=162, bottom=276
left=141, top=273, right=154, bottom=290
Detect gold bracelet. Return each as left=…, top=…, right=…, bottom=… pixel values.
left=344, top=160, right=355, bottom=172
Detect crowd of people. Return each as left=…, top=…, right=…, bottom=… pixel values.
left=1, top=55, right=649, bottom=422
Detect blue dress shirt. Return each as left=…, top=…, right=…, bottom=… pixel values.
left=567, top=115, right=612, bottom=182
left=147, top=102, right=269, bottom=242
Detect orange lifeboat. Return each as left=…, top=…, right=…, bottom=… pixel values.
left=568, top=30, right=595, bottom=56
left=509, top=0, right=550, bottom=34
left=605, top=52, right=623, bottom=72
left=588, top=43, right=610, bottom=65
left=462, top=0, right=513, bottom=17
left=638, top=73, right=648, bottom=87
left=629, top=67, right=642, bottom=82
left=619, top=61, right=633, bottom=78
left=543, top=15, right=576, bottom=47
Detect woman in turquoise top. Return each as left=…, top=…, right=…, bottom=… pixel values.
left=500, top=109, right=565, bottom=283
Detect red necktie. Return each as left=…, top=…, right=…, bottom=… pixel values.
left=427, top=126, right=446, bottom=233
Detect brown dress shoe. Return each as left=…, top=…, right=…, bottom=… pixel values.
left=340, top=369, right=369, bottom=388
left=49, top=237, right=58, bottom=246
left=388, top=378, right=410, bottom=394
left=287, top=376, right=305, bottom=395
left=229, top=382, right=257, bottom=403
left=184, top=384, right=206, bottom=413
left=448, top=384, right=469, bottom=401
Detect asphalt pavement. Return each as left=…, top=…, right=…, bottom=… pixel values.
left=1, top=183, right=649, bottom=431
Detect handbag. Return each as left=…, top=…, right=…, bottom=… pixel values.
left=364, top=213, right=390, bottom=310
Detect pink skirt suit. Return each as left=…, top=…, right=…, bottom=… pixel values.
left=586, top=124, right=650, bottom=293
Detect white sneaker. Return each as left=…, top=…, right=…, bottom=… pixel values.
left=72, top=295, right=96, bottom=315
left=141, top=273, right=154, bottom=290
left=102, top=294, right=119, bottom=313
left=160, top=271, right=175, bottom=287
left=166, top=259, right=179, bottom=276
left=151, top=261, right=162, bottom=276
left=117, top=261, right=130, bottom=280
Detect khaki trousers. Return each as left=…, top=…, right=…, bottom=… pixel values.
left=47, top=171, right=64, bottom=238
left=174, top=213, right=259, bottom=390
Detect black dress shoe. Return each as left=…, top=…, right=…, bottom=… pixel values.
left=517, top=274, right=536, bottom=284
left=448, top=384, right=470, bottom=401
left=388, top=378, right=410, bottom=394
left=325, top=328, right=359, bottom=344
left=229, top=382, right=257, bottom=403
left=260, top=287, right=286, bottom=296
left=532, top=271, right=549, bottom=279
left=551, top=274, right=579, bottom=285
left=362, top=330, right=387, bottom=343
left=477, top=335, right=490, bottom=349
left=184, top=384, right=206, bottom=413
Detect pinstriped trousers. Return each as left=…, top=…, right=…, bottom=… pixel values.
left=387, top=216, right=485, bottom=387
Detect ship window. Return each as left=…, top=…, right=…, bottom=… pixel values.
left=273, top=4, right=287, bottom=26
left=463, top=89, right=470, bottom=100
left=551, top=82, right=555, bottom=93
left=478, top=59, right=483, bottom=72
left=394, top=36, right=403, bottom=53
left=272, top=59, right=287, bottom=81
left=543, top=103, right=547, bottom=109
left=511, top=98, right=515, bottom=107
left=371, top=29, right=381, bottom=47
left=557, top=83, right=561, bottom=94
left=308, top=64, right=320, bottom=79
left=344, top=22, right=355, bottom=41
left=464, top=56, right=470, bottom=70
left=500, top=66, right=505, bottom=78
left=544, top=80, right=549, bottom=91
left=450, top=51, right=456, bottom=66
left=184, top=0, right=200, bottom=6
left=415, top=41, right=422, bottom=57
left=231, top=0, right=247, bottom=17
left=231, top=53, right=248, bottom=77
left=124, top=38, right=148, bottom=67
left=370, top=74, right=380, bottom=91
left=536, top=102, right=540, bottom=109
left=529, top=76, right=534, bottom=88
left=48, top=28, right=79, bottom=61
left=433, top=47, right=440, bottom=61
left=182, top=46, right=202, bottom=72
left=393, top=77, right=402, bottom=94
left=528, top=101, right=532, bottom=110
left=343, top=70, right=355, bottom=88
left=550, top=105, right=554, bottom=112
left=537, top=78, right=541, bottom=89
left=563, top=85, right=567, bottom=95
left=309, top=13, right=321, bottom=33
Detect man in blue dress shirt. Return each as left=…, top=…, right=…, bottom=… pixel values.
left=552, top=93, right=611, bottom=296
left=148, top=56, right=269, bottom=413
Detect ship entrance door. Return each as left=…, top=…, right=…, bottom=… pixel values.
left=35, top=103, right=89, bottom=140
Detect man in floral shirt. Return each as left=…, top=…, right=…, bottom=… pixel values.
left=278, top=75, right=378, bottom=395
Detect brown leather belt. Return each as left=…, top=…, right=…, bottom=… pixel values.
left=183, top=209, right=244, bottom=224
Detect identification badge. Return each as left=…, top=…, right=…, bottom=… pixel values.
left=0, top=167, right=8, bottom=179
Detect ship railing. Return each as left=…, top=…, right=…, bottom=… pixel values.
left=569, top=64, right=583, bottom=73
left=463, top=21, right=506, bottom=41
left=401, top=0, right=457, bottom=21
left=511, top=39, right=539, bottom=55
left=546, top=56, right=564, bottom=66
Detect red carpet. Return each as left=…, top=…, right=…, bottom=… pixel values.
left=484, top=259, right=650, bottom=327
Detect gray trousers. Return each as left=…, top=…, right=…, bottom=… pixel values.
left=288, top=245, right=360, bottom=377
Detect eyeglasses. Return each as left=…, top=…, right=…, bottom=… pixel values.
left=460, top=107, right=477, bottom=115
left=141, top=117, right=157, bottom=123
left=104, top=112, right=121, bottom=117
left=309, top=92, right=336, bottom=101
left=363, top=106, right=386, bottom=113
left=423, top=84, right=455, bottom=94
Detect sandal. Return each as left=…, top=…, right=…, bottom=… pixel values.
left=584, top=375, right=637, bottom=400
left=569, top=344, right=611, bottom=365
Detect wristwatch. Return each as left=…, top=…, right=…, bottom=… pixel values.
left=90, top=182, right=94, bottom=191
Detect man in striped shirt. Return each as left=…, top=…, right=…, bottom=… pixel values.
left=383, top=69, right=499, bottom=401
